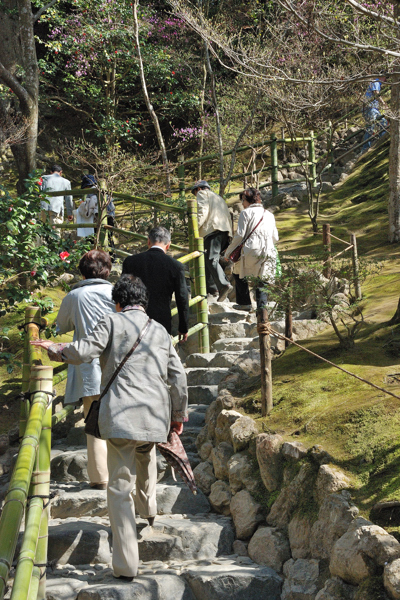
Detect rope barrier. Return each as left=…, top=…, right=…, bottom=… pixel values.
left=267, top=325, right=400, bottom=402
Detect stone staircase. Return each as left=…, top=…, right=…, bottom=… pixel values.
left=3, top=300, right=285, bottom=600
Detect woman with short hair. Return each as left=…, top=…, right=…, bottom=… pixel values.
left=224, top=187, right=279, bottom=311
left=56, top=249, right=115, bottom=489
left=32, top=274, right=188, bottom=581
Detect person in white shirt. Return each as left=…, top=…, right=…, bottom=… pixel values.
left=41, top=165, right=73, bottom=231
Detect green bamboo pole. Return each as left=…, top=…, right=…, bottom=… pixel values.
left=52, top=404, right=75, bottom=427
left=29, top=366, right=53, bottom=600
left=178, top=156, right=185, bottom=203
left=186, top=198, right=197, bottom=298
left=112, top=192, right=185, bottom=214
left=170, top=295, right=204, bottom=316
left=20, top=308, right=42, bottom=439
left=177, top=251, right=201, bottom=265
left=0, top=383, right=50, bottom=600
left=171, top=322, right=207, bottom=346
left=26, top=567, right=40, bottom=600
left=195, top=237, right=209, bottom=353
left=52, top=365, right=68, bottom=386
left=270, top=134, right=279, bottom=202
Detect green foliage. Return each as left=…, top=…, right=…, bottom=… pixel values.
left=0, top=172, right=91, bottom=314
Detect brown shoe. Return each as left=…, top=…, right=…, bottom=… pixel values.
left=147, top=516, right=155, bottom=526
left=217, top=284, right=233, bottom=302
left=90, top=483, right=107, bottom=490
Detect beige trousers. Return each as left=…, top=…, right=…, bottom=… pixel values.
left=107, top=438, right=157, bottom=578
left=82, top=395, right=108, bottom=486
left=40, top=209, right=64, bottom=236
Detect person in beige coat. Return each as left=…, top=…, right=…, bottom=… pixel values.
left=31, top=275, right=188, bottom=581
left=224, top=187, right=279, bottom=310
left=192, top=180, right=233, bottom=302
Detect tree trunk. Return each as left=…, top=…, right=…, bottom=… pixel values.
left=389, top=297, right=400, bottom=325
left=389, top=69, right=400, bottom=242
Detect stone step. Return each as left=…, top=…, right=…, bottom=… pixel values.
left=185, top=352, right=244, bottom=369
left=187, top=404, right=208, bottom=427
left=211, top=338, right=253, bottom=352
left=188, top=386, right=218, bottom=405
left=208, top=311, right=256, bottom=325
left=185, top=368, right=229, bottom=386
left=209, top=322, right=255, bottom=346
left=45, top=556, right=282, bottom=600
left=45, top=514, right=234, bottom=566
left=50, top=481, right=210, bottom=520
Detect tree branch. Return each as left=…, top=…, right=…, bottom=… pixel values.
left=0, top=61, right=31, bottom=108
left=33, top=0, right=58, bottom=22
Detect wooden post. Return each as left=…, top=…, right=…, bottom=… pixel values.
left=281, top=126, right=286, bottom=162
left=258, top=307, right=273, bottom=416
left=271, top=134, right=279, bottom=202
left=285, top=306, right=293, bottom=348
left=350, top=233, right=362, bottom=300
left=323, top=223, right=332, bottom=279
left=328, top=120, right=333, bottom=173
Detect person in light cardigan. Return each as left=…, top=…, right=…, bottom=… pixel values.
left=31, top=274, right=188, bottom=581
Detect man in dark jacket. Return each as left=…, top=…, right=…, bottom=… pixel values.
left=122, top=226, right=189, bottom=342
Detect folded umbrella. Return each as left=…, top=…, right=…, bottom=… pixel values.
left=157, top=430, right=198, bottom=495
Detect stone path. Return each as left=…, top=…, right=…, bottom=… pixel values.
left=5, top=299, right=329, bottom=599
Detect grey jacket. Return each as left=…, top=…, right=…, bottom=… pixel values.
left=41, top=173, right=74, bottom=217
left=49, top=309, right=188, bottom=442
left=56, top=279, right=115, bottom=404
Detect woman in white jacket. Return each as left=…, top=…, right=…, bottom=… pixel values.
left=224, top=187, right=279, bottom=310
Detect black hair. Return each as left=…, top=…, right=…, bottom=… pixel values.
left=112, top=274, right=149, bottom=310
left=51, top=165, right=63, bottom=173
left=239, top=187, right=262, bottom=204
left=78, top=250, right=112, bottom=280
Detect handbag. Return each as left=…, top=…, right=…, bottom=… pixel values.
left=228, top=212, right=265, bottom=263
left=84, top=317, right=152, bottom=439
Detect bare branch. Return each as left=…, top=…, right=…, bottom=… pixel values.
left=33, top=0, right=58, bottom=22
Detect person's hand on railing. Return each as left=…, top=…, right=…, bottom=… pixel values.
left=30, top=340, right=53, bottom=351
left=178, top=332, right=188, bottom=343
left=170, top=421, right=183, bottom=435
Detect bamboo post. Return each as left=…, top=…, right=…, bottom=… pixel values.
left=271, top=134, right=279, bottom=202
left=29, top=365, right=53, bottom=600
left=194, top=237, right=210, bottom=353
left=178, top=156, right=185, bottom=203
left=328, top=120, right=333, bottom=172
left=281, top=127, right=286, bottom=162
left=0, top=374, right=50, bottom=600
left=20, top=307, right=41, bottom=439
left=350, top=233, right=362, bottom=300
left=186, top=198, right=197, bottom=298
left=323, top=223, right=332, bottom=279
left=257, top=307, right=273, bottom=416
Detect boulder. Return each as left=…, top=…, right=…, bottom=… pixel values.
left=310, top=492, right=359, bottom=559
left=47, top=577, right=88, bottom=600
left=282, top=442, right=308, bottom=462
left=229, top=416, right=258, bottom=452
left=211, top=442, right=234, bottom=481
left=214, top=410, right=242, bottom=445
left=330, top=517, right=400, bottom=585
left=288, top=514, right=312, bottom=559
left=183, top=562, right=282, bottom=600
left=314, top=465, right=351, bottom=504
left=209, top=480, right=231, bottom=516
left=384, top=558, right=400, bottom=600
left=230, top=489, right=264, bottom=540
left=309, top=445, right=333, bottom=465
left=199, top=441, right=213, bottom=462
left=47, top=521, right=112, bottom=565
left=156, top=482, right=210, bottom=515
left=193, top=461, right=216, bottom=495
left=315, top=577, right=357, bottom=600
left=291, top=320, right=328, bottom=340
left=228, top=452, right=259, bottom=495
left=256, top=433, right=284, bottom=492
left=267, top=464, right=312, bottom=528
left=51, top=450, right=88, bottom=483
left=281, top=558, right=321, bottom=600
left=248, top=527, right=291, bottom=572
left=233, top=540, right=249, bottom=556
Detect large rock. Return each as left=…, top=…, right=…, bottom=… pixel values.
left=156, top=482, right=210, bottom=515
left=288, top=514, right=312, bottom=559
left=230, top=416, right=258, bottom=452
left=282, top=442, right=308, bottom=462
left=314, top=465, right=351, bottom=504
left=199, top=441, right=213, bottom=462
left=139, top=515, right=234, bottom=561
left=209, top=480, right=231, bottom=516
left=228, top=452, right=259, bottom=495
left=77, top=574, right=195, bottom=600
left=230, top=489, right=264, bottom=540
left=248, top=527, right=291, bottom=572
left=214, top=410, right=242, bottom=445
left=183, top=562, right=282, bottom=600
left=384, top=558, right=400, bottom=600
left=50, top=488, right=108, bottom=519
left=47, top=577, right=88, bottom=600
left=256, top=433, right=284, bottom=492
left=267, top=464, right=312, bottom=528
left=193, top=461, right=216, bottom=495
left=48, top=521, right=112, bottom=565
left=211, top=442, right=234, bottom=481
left=291, top=320, right=328, bottom=339
left=51, top=450, right=88, bottom=483
left=310, top=492, right=358, bottom=559
left=330, top=517, right=400, bottom=585
left=315, top=577, right=357, bottom=600
left=281, top=558, right=321, bottom=600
